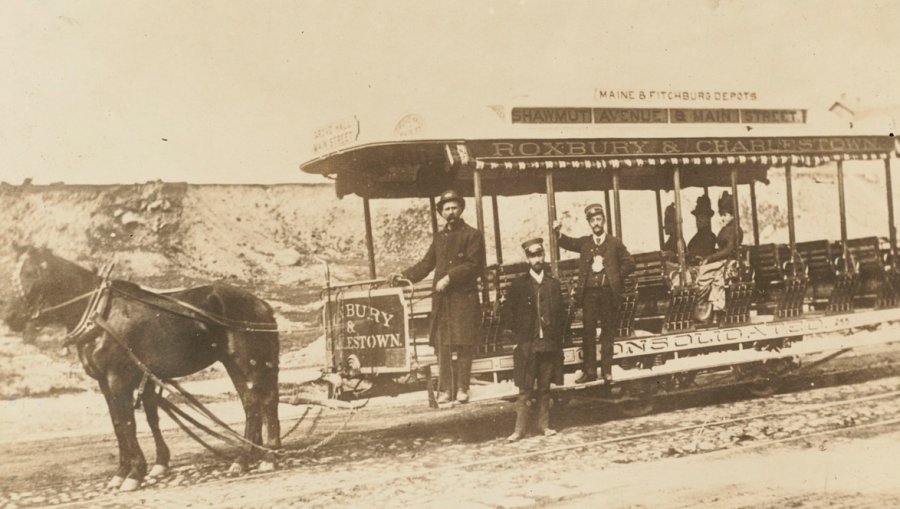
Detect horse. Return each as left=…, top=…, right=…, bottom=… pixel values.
left=3, top=245, right=281, bottom=491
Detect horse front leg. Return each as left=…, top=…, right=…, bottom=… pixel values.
left=106, top=373, right=147, bottom=491
left=222, top=359, right=264, bottom=474
left=97, top=378, right=130, bottom=490
left=142, top=383, right=171, bottom=479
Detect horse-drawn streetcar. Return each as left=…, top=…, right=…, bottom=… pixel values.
left=301, top=103, right=900, bottom=412
left=6, top=99, right=900, bottom=492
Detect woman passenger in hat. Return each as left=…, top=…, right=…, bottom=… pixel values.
left=502, top=238, right=565, bottom=441
left=694, top=190, right=744, bottom=319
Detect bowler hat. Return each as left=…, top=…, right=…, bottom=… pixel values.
left=584, top=203, right=605, bottom=219
left=436, top=189, right=465, bottom=211
left=692, top=195, right=714, bottom=217
left=521, top=237, right=544, bottom=255
left=718, top=191, right=734, bottom=215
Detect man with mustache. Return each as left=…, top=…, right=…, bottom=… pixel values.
left=504, top=238, right=565, bottom=441
left=390, top=189, right=485, bottom=403
left=554, top=203, right=634, bottom=384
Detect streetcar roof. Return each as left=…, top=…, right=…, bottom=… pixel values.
left=300, top=104, right=899, bottom=199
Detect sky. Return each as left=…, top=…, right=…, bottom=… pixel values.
left=1, top=0, right=899, bottom=185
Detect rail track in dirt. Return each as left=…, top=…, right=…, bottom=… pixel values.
left=4, top=348, right=900, bottom=508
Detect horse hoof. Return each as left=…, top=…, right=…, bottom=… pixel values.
left=119, top=478, right=141, bottom=492
left=258, top=460, right=277, bottom=472
left=147, top=464, right=169, bottom=478
left=106, top=475, right=124, bottom=489
left=228, top=462, right=246, bottom=475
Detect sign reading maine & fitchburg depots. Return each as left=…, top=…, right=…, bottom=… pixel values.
left=468, top=136, right=893, bottom=160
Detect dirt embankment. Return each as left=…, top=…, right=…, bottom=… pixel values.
left=0, top=182, right=404, bottom=287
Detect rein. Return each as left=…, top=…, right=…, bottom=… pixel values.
left=31, top=289, right=98, bottom=320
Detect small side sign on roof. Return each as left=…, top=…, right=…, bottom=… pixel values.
left=312, top=115, right=360, bottom=155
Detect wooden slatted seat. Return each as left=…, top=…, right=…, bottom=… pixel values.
left=795, top=240, right=835, bottom=280
left=749, top=243, right=783, bottom=288
left=843, top=237, right=884, bottom=277
left=629, top=251, right=668, bottom=293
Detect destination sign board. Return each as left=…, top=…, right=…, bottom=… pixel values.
left=511, top=107, right=806, bottom=125
left=325, top=288, right=409, bottom=371
left=312, top=115, right=360, bottom=155
left=468, top=136, right=893, bottom=159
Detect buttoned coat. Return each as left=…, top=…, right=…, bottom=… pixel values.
left=558, top=233, right=636, bottom=304
left=502, top=272, right=566, bottom=387
left=402, top=220, right=485, bottom=347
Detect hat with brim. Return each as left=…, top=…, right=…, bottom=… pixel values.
left=521, top=237, right=544, bottom=255
left=691, top=195, right=715, bottom=217
left=436, top=189, right=465, bottom=211
left=718, top=191, right=734, bottom=215
left=584, top=203, right=605, bottom=220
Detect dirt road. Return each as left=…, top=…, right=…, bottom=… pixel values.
left=4, top=358, right=900, bottom=508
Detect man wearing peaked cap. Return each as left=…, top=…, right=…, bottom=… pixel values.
left=502, top=237, right=565, bottom=441
left=553, top=202, right=634, bottom=384
left=388, top=189, right=484, bottom=404
left=584, top=203, right=604, bottom=220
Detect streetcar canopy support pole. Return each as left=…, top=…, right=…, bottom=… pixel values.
left=672, top=167, right=688, bottom=284
left=749, top=181, right=760, bottom=246
left=604, top=189, right=613, bottom=237
left=473, top=167, right=490, bottom=304
left=730, top=168, right=741, bottom=262
left=885, top=158, right=897, bottom=270
left=491, top=194, right=503, bottom=297
left=363, top=197, right=377, bottom=279
left=836, top=160, right=850, bottom=266
left=491, top=194, right=503, bottom=266
left=546, top=171, right=560, bottom=277
left=655, top=189, right=665, bottom=250
left=613, top=169, right=623, bottom=243
left=429, top=196, right=439, bottom=235
left=785, top=163, right=797, bottom=253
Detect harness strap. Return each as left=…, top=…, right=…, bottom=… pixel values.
left=109, top=285, right=278, bottom=333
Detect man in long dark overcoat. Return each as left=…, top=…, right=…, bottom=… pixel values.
left=554, top=203, right=634, bottom=383
left=503, top=238, right=565, bottom=442
left=390, top=189, right=485, bottom=403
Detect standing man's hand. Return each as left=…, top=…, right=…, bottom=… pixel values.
left=435, top=275, right=450, bottom=292
left=552, top=220, right=562, bottom=236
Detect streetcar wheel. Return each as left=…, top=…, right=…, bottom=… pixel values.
left=551, top=393, right=570, bottom=409
left=746, top=379, right=778, bottom=398
left=620, top=398, right=655, bottom=418
left=674, top=371, right=697, bottom=390
left=734, top=359, right=792, bottom=398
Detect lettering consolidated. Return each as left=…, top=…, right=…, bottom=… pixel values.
left=613, top=315, right=847, bottom=356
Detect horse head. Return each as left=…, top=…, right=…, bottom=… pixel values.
left=4, top=245, right=99, bottom=334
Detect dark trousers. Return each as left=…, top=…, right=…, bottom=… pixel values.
left=514, top=351, right=555, bottom=434
left=438, top=344, right=473, bottom=396
left=582, top=286, right=617, bottom=378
